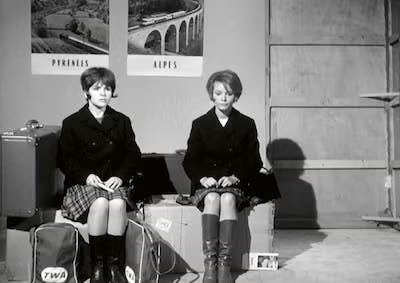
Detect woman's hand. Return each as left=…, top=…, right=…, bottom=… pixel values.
left=200, top=177, right=217, bottom=188
left=104, top=176, right=123, bottom=190
left=86, top=174, right=102, bottom=187
left=217, top=175, right=240, bottom=188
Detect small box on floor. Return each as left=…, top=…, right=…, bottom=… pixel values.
left=143, top=195, right=275, bottom=273
left=249, top=252, right=279, bottom=270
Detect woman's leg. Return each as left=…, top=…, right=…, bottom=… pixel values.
left=202, top=192, right=220, bottom=283
left=218, top=193, right=237, bottom=283
left=106, top=199, right=128, bottom=283
left=88, top=197, right=109, bottom=235
left=107, top=199, right=127, bottom=235
left=219, top=192, right=237, bottom=221
left=88, top=197, right=109, bottom=283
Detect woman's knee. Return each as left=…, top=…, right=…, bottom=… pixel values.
left=109, top=198, right=126, bottom=214
left=204, top=192, right=220, bottom=209
left=220, top=193, right=236, bottom=208
left=89, top=197, right=109, bottom=214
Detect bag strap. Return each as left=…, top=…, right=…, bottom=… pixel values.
left=142, top=224, right=176, bottom=275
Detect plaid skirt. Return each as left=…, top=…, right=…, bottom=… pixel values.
left=191, top=186, right=247, bottom=212
left=61, top=184, right=134, bottom=222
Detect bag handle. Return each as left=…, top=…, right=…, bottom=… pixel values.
left=261, top=166, right=273, bottom=174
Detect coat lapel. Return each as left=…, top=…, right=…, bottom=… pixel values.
left=206, top=108, right=223, bottom=131
left=77, top=104, right=117, bottom=132
left=101, top=106, right=118, bottom=131
left=224, top=108, right=238, bottom=136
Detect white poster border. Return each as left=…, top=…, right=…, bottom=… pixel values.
left=127, top=55, right=203, bottom=77
left=31, top=54, right=109, bottom=75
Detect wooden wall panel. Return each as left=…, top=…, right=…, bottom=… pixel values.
left=391, top=0, right=400, bottom=91
left=390, top=1, right=400, bottom=219
left=392, top=169, right=400, bottom=217
left=267, top=0, right=388, bottom=228
left=270, top=108, right=386, bottom=160
left=392, top=107, right=400, bottom=160
left=0, top=217, right=5, bottom=263
left=270, top=0, right=385, bottom=44
left=274, top=169, right=388, bottom=228
left=270, top=46, right=386, bottom=106
left=391, top=43, right=400, bottom=92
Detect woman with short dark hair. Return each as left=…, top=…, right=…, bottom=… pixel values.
left=58, top=67, right=141, bottom=283
left=183, top=69, right=264, bottom=283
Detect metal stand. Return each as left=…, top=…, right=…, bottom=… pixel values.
left=360, top=93, right=400, bottom=228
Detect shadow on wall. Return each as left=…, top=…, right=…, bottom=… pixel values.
left=267, top=138, right=319, bottom=229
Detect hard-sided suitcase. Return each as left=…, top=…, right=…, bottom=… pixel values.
left=1, top=121, right=61, bottom=217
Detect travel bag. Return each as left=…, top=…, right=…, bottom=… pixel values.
left=30, top=222, right=81, bottom=283
left=125, top=218, right=176, bottom=283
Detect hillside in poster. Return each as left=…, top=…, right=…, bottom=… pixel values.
left=31, top=0, right=109, bottom=54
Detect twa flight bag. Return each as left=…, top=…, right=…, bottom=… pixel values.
left=30, top=222, right=79, bottom=283
left=125, top=219, right=161, bottom=283
left=125, top=219, right=177, bottom=283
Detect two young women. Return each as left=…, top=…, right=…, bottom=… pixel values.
left=58, top=67, right=274, bottom=283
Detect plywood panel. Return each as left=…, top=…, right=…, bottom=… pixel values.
left=270, top=0, right=385, bottom=44
left=392, top=169, right=400, bottom=218
left=391, top=0, right=400, bottom=35
left=0, top=217, right=5, bottom=263
left=391, top=43, right=400, bottom=92
left=392, top=107, right=400, bottom=160
left=270, top=108, right=386, bottom=160
left=274, top=169, right=387, bottom=228
left=391, top=1, right=400, bottom=91
left=270, top=46, right=386, bottom=106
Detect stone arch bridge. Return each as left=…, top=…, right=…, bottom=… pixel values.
left=128, top=7, right=203, bottom=55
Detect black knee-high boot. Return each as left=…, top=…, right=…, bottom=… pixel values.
left=202, top=214, right=219, bottom=283
left=89, top=235, right=107, bottom=283
left=106, top=234, right=127, bottom=283
left=218, top=220, right=236, bottom=283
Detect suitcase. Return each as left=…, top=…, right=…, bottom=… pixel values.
left=1, top=121, right=62, bottom=217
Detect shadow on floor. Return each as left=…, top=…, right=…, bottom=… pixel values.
left=274, top=229, right=327, bottom=268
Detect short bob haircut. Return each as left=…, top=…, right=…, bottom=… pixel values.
left=206, top=69, right=243, bottom=100
left=80, top=67, right=116, bottom=95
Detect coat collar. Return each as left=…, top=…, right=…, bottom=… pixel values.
left=77, top=104, right=118, bottom=131
left=206, top=107, right=239, bottom=133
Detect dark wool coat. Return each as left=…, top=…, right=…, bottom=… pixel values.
left=183, top=107, right=263, bottom=192
left=58, top=104, right=141, bottom=190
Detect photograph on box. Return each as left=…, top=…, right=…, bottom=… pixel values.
left=249, top=252, right=279, bottom=271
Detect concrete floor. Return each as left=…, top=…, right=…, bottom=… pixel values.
left=159, top=228, right=400, bottom=283
left=1, top=228, right=400, bottom=283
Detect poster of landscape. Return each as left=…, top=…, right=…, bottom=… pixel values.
left=127, top=0, right=204, bottom=76
left=31, top=0, right=109, bottom=75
